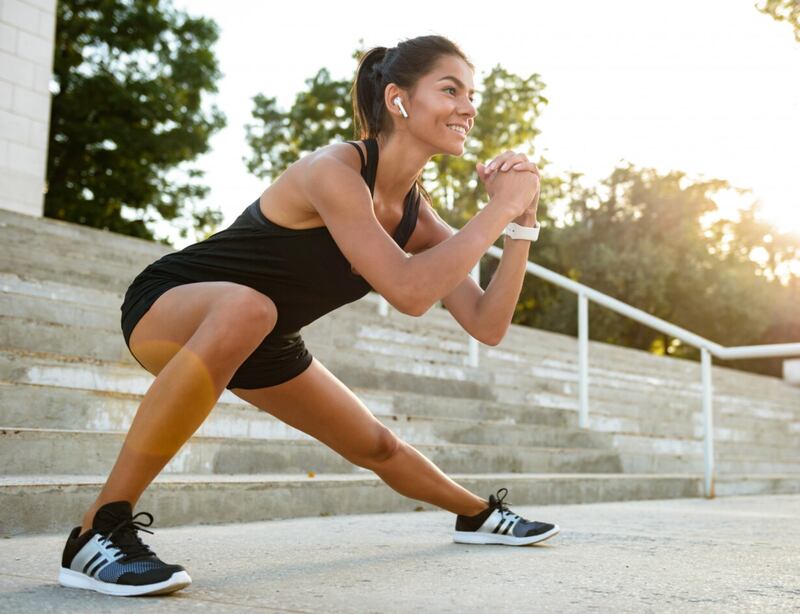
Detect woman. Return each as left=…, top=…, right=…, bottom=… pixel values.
left=58, top=34, right=558, bottom=597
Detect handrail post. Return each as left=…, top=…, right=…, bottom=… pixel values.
left=701, top=347, right=715, bottom=498
left=578, top=292, right=589, bottom=428
left=378, top=294, right=389, bottom=317
left=467, top=262, right=480, bottom=367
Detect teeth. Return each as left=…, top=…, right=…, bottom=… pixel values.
left=447, top=124, right=466, bottom=134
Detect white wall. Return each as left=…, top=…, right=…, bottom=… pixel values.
left=0, top=0, right=56, bottom=217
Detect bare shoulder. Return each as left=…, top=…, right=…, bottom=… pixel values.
left=311, top=141, right=365, bottom=168
left=259, top=141, right=365, bottom=229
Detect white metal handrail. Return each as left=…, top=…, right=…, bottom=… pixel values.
left=376, top=234, right=800, bottom=499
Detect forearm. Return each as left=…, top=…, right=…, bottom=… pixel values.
left=474, top=212, right=537, bottom=344
left=403, top=196, right=518, bottom=312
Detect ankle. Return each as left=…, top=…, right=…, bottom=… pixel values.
left=80, top=504, right=101, bottom=536
left=79, top=497, right=136, bottom=536
left=461, top=498, right=490, bottom=517
left=79, top=514, right=95, bottom=537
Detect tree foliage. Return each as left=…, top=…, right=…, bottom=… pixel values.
left=757, top=0, right=800, bottom=41
left=244, top=41, right=799, bottom=378
left=511, top=166, right=799, bottom=377
left=46, top=0, right=226, bottom=241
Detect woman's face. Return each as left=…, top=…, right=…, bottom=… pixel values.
left=405, top=55, right=477, bottom=155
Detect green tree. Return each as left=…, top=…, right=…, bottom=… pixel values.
left=756, top=0, right=800, bottom=41
left=513, top=163, right=799, bottom=377
left=46, top=0, right=226, bottom=241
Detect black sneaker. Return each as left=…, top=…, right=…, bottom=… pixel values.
left=453, top=488, right=560, bottom=546
left=59, top=500, right=192, bottom=596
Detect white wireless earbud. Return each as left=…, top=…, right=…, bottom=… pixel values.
left=393, top=97, right=409, bottom=118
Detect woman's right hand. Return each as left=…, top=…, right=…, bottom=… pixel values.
left=477, top=152, right=540, bottom=218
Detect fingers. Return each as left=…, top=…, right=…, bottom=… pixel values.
left=508, top=161, right=540, bottom=175
left=484, top=152, right=516, bottom=172
left=484, top=151, right=537, bottom=174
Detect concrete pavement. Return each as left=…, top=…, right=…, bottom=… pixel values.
left=1, top=494, right=798, bottom=613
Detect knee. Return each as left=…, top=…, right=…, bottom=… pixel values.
left=359, top=426, right=403, bottom=467
left=219, top=287, right=277, bottom=335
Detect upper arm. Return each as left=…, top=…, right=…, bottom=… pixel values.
left=301, top=154, right=414, bottom=313
left=412, top=199, right=485, bottom=328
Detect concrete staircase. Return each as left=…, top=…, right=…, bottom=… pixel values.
left=1, top=207, right=799, bottom=536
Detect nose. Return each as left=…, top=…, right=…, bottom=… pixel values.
left=461, top=98, right=477, bottom=119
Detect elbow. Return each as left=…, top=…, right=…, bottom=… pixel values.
left=480, top=335, right=501, bottom=347
left=479, top=327, right=506, bottom=347
left=399, top=295, right=432, bottom=317
left=383, top=289, right=423, bottom=316
left=392, top=268, right=432, bottom=317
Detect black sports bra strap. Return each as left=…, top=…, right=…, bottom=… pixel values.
left=344, top=138, right=418, bottom=248
left=344, top=138, right=378, bottom=197
left=363, top=138, right=378, bottom=197
left=344, top=140, right=366, bottom=172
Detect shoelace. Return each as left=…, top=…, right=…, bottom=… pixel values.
left=492, top=488, right=521, bottom=524
left=98, top=511, right=157, bottom=563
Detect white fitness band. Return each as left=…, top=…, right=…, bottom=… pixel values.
left=504, top=221, right=541, bottom=242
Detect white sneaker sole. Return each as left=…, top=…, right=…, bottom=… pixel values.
left=453, top=524, right=560, bottom=546
left=58, top=567, right=192, bottom=596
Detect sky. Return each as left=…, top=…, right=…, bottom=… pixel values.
left=168, top=0, right=800, bottom=255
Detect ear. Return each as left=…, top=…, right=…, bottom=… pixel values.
left=384, top=83, right=408, bottom=118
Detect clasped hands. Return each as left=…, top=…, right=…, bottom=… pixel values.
left=477, top=151, right=540, bottom=222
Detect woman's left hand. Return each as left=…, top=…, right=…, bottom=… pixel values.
left=478, top=153, right=540, bottom=221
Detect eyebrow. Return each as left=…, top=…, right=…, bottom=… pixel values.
left=437, top=75, right=477, bottom=95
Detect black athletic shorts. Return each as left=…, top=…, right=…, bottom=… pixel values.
left=120, top=275, right=314, bottom=390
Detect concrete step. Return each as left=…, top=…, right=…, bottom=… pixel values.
left=0, top=315, right=134, bottom=364
left=0, top=472, right=707, bottom=536
left=0, top=428, right=624, bottom=476
left=1, top=222, right=165, bottom=269
left=611, top=432, right=800, bottom=463
left=1, top=315, right=712, bottom=414
left=344, top=330, right=800, bottom=413
left=0, top=379, right=573, bottom=432
left=4, top=472, right=799, bottom=537
left=314, top=300, right=800, bottom=395
left=320, top=301, right=800, bottom=406
left=0, top=290, right=120, bottom=330
left=4, top=269, right=797, bottom=414
left=4, top=380, right=797, bottom=457
left=618, top=450, right=800, bottom=474
left=6, top=268, right=791, bottom=412
left=0, top=247, right=139, bottom=293
left=5, top=305, right=796, bottom=430
left=0, top=382, right=612, bottom=449
left=0, top=226, right=729, bottom=391
left=4, top=209, right=795, bottom=409
left=492, top=376, right=799, bottom=423
left=0, top=207, right=171, bottom=260
left=318, top=347, right=800, bottom=427
left=4, top=348, right=798, bottom=454
left=0, top=347, right=500, bottom=404
left=0, top=352, right=569, bottom=427
left=0, top=272, right=122, bottom=310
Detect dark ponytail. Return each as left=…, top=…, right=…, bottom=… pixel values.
left=350, top=35, right=474, bottom=206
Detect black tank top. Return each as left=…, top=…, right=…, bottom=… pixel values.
left=130, top=138, right=420, bottom=334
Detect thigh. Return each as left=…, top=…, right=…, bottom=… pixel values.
left=232, top=358, right=400, bottom=467
left=129, top=281, right=276, bottom=376
left=226, top=330, right=312, bottom=390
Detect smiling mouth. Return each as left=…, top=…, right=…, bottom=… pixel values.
left=447, top=125, right=467, bottom=137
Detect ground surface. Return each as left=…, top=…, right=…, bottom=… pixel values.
left=1, top=494, right=798, bottom=613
